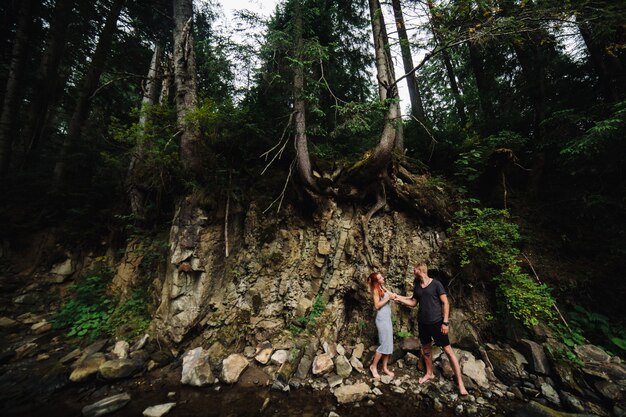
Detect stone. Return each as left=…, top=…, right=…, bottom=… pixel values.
left=574, top=344, right=611, bottom=363
left=295, top=298, right=312, bottom=318
left=312, top=353, right=334, bottom=376
left=206, top=341, right=227, bottom=370
left=15, top=342, right=38, bottom=359
left=449, top=312, right=480, bottom=351
left=334, top=355, right=353, bottom=378
left=540, top=382, right=561, bottom=406
left=349, top=355, right=365, bottom=374
left=460, top=353, right=490, bottom=388
left=99, top=359, right=142, bottom=380
left=181, top=347, right=215, bottom=387
left=255, top=341, right=273, bottom=365
left=60, top=348, right=81, bottom=364
left=82, top=393, right=131, bottom=417
left=221, top=353, right=249, bottom=384
left=31, top=321, right=52, bottom=334
left=75, top=339, right=108, bottom=367
left=352, top=343, right=364, bottom=359
left=488, top=348, right=524, bottom=385
left=51, top=258, right=74, bottom=276
left=327, top=373, right=343, bottom=388
left=244, top=346, right=256, bottom=358
left=318, top=236, right=331, bottom=255
left=594, top=380, right=622, bottom=402
left=112, top=341, right=130, bottom=359
left=130, top=349, right=149, bottom=363
left=270, top=349, right=289, bottom=365
left=514, top=400, right=593, bottom=417
left=404, top=352, right=419, bottom=367
left=519, top=339, right=550, bottom=375
left=142, top=403, right=176, bottom=417
left=441, top=354, right=455, bottom=379
left=296, top=355, right=312, bottom=379
left=560, top=392, right=585, bottom=413
left=323, top=341, right=338, bottom=358
left=0, top=316, right=17, bottom=328
left=334, top=382, right=370, bottom=404
left=70, top=353, right=106, bottom=382
left=553, top=360, right=584, bottom=395
left=400, top=337, right=421, bottom=352
left=131, top=334, right=150, bottom=352
left=336, top=344, right=345, bottom=356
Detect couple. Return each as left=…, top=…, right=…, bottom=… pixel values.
left=367, top=263, right=468, bottom=395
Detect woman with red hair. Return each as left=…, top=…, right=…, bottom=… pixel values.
left=367, top=271, right=397, bottom=379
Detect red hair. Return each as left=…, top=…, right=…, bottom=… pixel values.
left=367, top=272, right=385, bottom=298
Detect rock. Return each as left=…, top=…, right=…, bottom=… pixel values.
left=318, top=236, right=331, bottom=255
left=400, top=337, right=421, bottom=352
left=404, top=352, right=419, bottom=367
left=70, top=353, right=106, bottom=382
left=594, top=380, right=623, bottom=402
left=142, top=403, right=176, bottom=417
left=460, top=352, right=490, bottom=388
left=582, top=361, right=626, bottom=381
left=221, top=353, right=249, bottom=384
left=553, top=360, right=584, bottom=395
left=329, top=412, right=340, bottom=417
left=327, top=373, right=343, bottom=388
left=323, top=341, right=338, bottom=358
left=336, top=344, right=346, bottom=356
left=575, top=344, right=611, bottom=363
left=239, top=366, right=271, bottom=388
left=349, top=355, right=365, bottom=374
left=296, top=355, right=312, bottom=379
left=449, top=311, right=480, bottom=351
left=130, top=349, right=149, bottom=362
left=560, top=392, right=585, bottom=413
left=99, top=359, right=142, bottom=380
left=254, top=341, right=273, bottom=365
left=181, top=347, right=215, bottom=387
left=380, top=375, right=393, bottom=384
left=513, top=400, right=595, bottom=417
left=37, top=353, right=50, bottom=361
left=51, top=258, right=74, bottom=276
left=488, top=348, right=524, bottom=385
left=112, top=341, right=130, bottom=359
left=131, top=334, right=150, bottom=352
left=206, top=341, right=227, bottom=370
left=441, top=354, right=455, bottom=379
left=75, top=339, right=108, bottom=367
left=60, top=348, right=82, bottom=364
left=0, top=316, right=17, bottom=328
left=312, top=353, right=334, bottom=376
left=352, top=343, right=364, bottom=359
left=244, top=346, right=256, bottom=358
left=15, top=342, right=38, bottom=359
left=540, top=382, right=561, bottom=406
left=519, top=339, right=550, bottom=375
left=295, top=298, right=312, bottom=318
left=334, top=382, right=370, bottom=404
left=31, top=320, right=52, bottom=334
left=334, top=355, right=352, bottom=378
left=270, top=349, right=289, bottom=366
left=82, top=393, right=131, bottom=417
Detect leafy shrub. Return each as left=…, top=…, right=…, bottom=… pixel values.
left=567, top=306, right=626, bottom=354
left=52, top=265, right=151, bottom=341
left=453, top=207, right=554, bottom=327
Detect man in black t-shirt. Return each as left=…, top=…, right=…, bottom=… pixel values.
left=396, top=263, right=468, bottom=395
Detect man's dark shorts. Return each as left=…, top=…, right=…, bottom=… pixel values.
left=418, top=320, right=450, bottom=347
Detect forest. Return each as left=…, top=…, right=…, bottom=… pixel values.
left=0, top=0, right=625, bottom=416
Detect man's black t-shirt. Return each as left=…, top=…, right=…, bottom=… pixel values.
left=413, top=278, right=446, bottom=325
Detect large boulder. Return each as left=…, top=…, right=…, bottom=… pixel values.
left=459, top=351, right=490, bottom=388
left=82, top=393, right=131, bottom=417
left=488, top=348, right=524, bottom=385
left=99, top=359, right=142, bottom=380
left=70, top=353, right=106, bottom=382
left=574, top=344, right=611, bottom=363
left=221, top=353, right=248, bottom=384
left=514, top=400, right=595, bottom=417
left=254, top=341, right=273, bottom=365
left=181, top=347, right=215, bottom=387
left=312, top=353, right=334, bottom=376
left=334, top=354, right=352, bottom=378
left=553, top=360, right=584, bottom=395
left=519, top=339, right=550, bottom=375
left=334, top=382, right=370, bottom=404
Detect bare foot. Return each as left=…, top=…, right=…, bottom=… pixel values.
left=383, top=368, right=395, bottom=378
left=418, top=373, right=435, bottom=384
left=459, top=387, right=469, bottom=396
left=369, top=365, right=380, bottom=379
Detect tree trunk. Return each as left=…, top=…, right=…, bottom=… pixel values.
left=20, top=0, right=74, bottom=171
left=292, top=0, right=316, bottom=193
left=127, top=45, right=162, bottom=215
left=426, top=0, right=467, bottom=126
left=173, top=0, right=204, bottom=177
left=511, top=39, right=547, bottom=139
left=468, top=41, right=495, bottom=129
left=369, top=0, right=404, bottom=155
left=52, top=0, right=125, bottom=185
left=391, top=0, right=426, bottom=122
left=0, top=0, right=33, bottom=176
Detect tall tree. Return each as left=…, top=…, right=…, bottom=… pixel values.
left=19, top=0, right=75, bottom=170
left=173, top=0, right=203, bottom=177
left=426, top=0, right=467, bottom=126
left=391, top=0, right=426, bottom=122
left=369, top=0, right=404, bottom=151
left=0, top=0, right=34, bottom=175
left=52, top=0, right=126, bottom=185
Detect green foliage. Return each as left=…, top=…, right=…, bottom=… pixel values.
left=395, top=330, right=413, bottom=338
left=568, top=305, right=626, bottom=354
left=453, top=207, right=554, bottom=327
left=294, top=295, right=326, bottom=330
left=52, top=264, right=151, bottom=341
